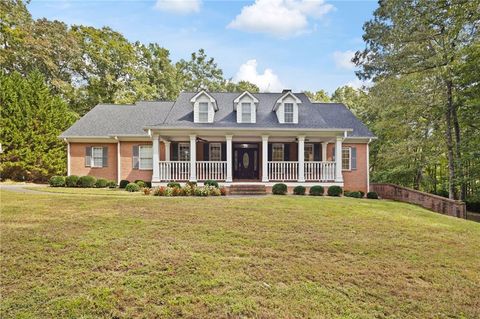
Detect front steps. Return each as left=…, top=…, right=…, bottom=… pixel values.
left=228, top=184, right=267, bottom=196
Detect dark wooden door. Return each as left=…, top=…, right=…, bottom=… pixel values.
left=235, top=148, right=258, bottom=179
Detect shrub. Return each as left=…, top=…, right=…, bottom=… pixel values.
left=204, top=180, right=219, bottom=188
left=77, top=176, right=96, bottom=188
left=293, top=186, right=306, bottom=195
left=65, top=175, right=79, bottom=187
left=367, top=191, right=379, bottom=199
left=272, top=183, right=288, bottom=195
left=309, top=185, right=324, bottom=196
left=95, top=178, right=108, bottom=188
left=186, top=181, right=197, bottom=188
left=135, top=180, right=146, bottom=188
left=182, top=185, right=195, bottom=196
left=119, top=180, right=130, bottom=189
left=167, top=182, right=181, bottom=189
left=466, top=200, right=480, bottom=213
left=164, top=187, right=174, bottom=196
left=153, top=187, right=166, bottom=196
left=194, top=186, right=209, bottom=196
left=327, top=186, right=342, bottom=197
left=220, top=187, right=227, bottom=196
left=49, top=176, right=65, bottom=187
left=106, top=180, right=117, bottom=188
left=143, top=188, right=151, bottom=195
left=209, top=187, right=221, bottom=196
left=345, top=191, right=362, bottom=198
left=172, top=187, right=182, bottom=196
left=359, top=191, right=365, bottom=198
left=125, top=182, right=140, bottom=192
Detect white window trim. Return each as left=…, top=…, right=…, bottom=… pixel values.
left=272, top=143, right=285, bottom=162
left=91, top=146, right=103, bottom=168
left=342, top=146, right=351, bottom=171
left=178, top=143, right=190, bottom=161
left=198, top=102, right=209, bottom=123
left=305, top=143, right=314, bottom=162
left=284, top=103, right=294, bottom=123
left=209, top=143, right=222, bottom=161
left=241, top=102, right=251, bottom=123
left=138, top=145, right=153, bottom=170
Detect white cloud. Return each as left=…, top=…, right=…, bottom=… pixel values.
left=227, top=0, right=334, bottom=37
left=332, top=50, right=356, bottom=70
left=154, top=0, right=201, bottom=14
left=234, top=59, right=285, bottom=92
left=345, top=78, right=372, bottom=89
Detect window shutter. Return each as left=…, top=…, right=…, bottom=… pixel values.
left=204, top=143, right=209, bottom=161
left=132, top=145, right=139, bottom=169
left=284, top=143, right=290, bottom=161
left=102, top=146, right=108, bottom=167
left=221, top=143, right=226, bottom=161
left=332, top=146, right=335, bottom=161
left=268, top=143, right=272, bottom=161
left=351, top=147, right=357, bottom=170
left=314, top=144, right=321, bottom=161
left=172, top=142, right=178, bottom=161
left=85, top=146, right=92, bottom=167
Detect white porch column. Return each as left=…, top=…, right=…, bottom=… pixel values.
left=189, top=134, right=197, bottom=181
left=152, top=134, right=160, bottom=182
left=321, top=142, right=328, bottom=161
left=298, top=136, right=305, bottom=182
left=66, top=140, right=71, bottom=176
left=226, top=135, right=233, bottom=182
left=164, top=141, right=171, bottom=161
left=116, top=139, right=121, bottom=184
left=335, top=136, right=343, bottom=182
left=262, top=135, right=269, bottom=182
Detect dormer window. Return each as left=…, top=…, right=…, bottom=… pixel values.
left=190, top=90, right=218, bottom=123
left=198, top=102, right=208, bottom=122
left=284, top=103, right=294, bottom=123
left=234, top=91, right=258, bottom=123
left=241, top=103, right=251, bottom=123
left=273, top=90, right=301, bottom=124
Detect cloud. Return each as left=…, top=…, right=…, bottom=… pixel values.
left=332, top=50, right=356, bottom=70
left=154, top=0, right=201, bottom=14
left=227, top=0, right=334, bottom=37
left=345, top=78, right=372, bottom=89
left=234, top=59, right=285, bottom=92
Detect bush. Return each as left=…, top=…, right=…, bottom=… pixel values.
left=327, top=186, right=342, bottom=197
left=367, top=191, right=379, bottom=199
left=194, top=186, right=210, bottom=196
left=204, top=180, right=219, bottom=188
left=135, top=180, right=146, bottom=188
left=172, top=187, right=182, bottom=196
left=153, top=186, right=166, bottom=196
left=125, top=182, right=140, bottom=192
left=95, top=178, right=108, bottom=188
left=293, top=186, right=306, bottom=195
left=167, top=182, right=181, bottom=189
left=119, top=180, right=130, bottom=189
left=183, top=184, right=195, bottom=196
left=106, top=180, right=117, bottom=188
left=65, top=175, right=79, bottom=187
left=209, top=187, right=221, bottom=196
left=359, top=191, right=365, bottom=198
left=220, top=187, right=227, bottom=196
left=309, top=185, right=324, bottom=196
left=77, top=176, right=96, bottom=188
left=345, top=191, right=362, bottom=198
left=272, top=183, right=288, bottom=195
left=466, top=200, right=480, bottom=213
left=143, top=188, right=151, bottom=195
left=186, top=181, right=197, bottom=188
left=49, top=176, right=65, bottom=187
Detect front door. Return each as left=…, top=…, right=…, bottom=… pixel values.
left=234, top=147, right=259, bottom=179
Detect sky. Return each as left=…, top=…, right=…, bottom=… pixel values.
left=28, top=0, right=378, bottom=93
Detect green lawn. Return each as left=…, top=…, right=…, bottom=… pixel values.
left=1, top=190, right=479, bottom=318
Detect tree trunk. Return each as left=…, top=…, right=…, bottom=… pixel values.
left=451, top=100, right=465, bottom=200
left=445, top=80, right=456, bottom=200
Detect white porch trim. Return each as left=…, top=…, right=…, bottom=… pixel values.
left=261, top=135, right=269, bottom=182
left=189, top=134, right=197, bottom=181
left=226, top=135, right=233, bottom=182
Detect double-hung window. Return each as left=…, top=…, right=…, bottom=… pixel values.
left=178, top=143, right=190, bottom=161
left=92, top=147, right=104, bottom=168
left=198, top=102, right=208, bottom=122
left=241, top=102, right=251, bottom=123
left=304, top=144, right=314, bottom=162
left=272, top=144, right=284, bottom=161
left=284, top=103, right=294, bottom=123
left=139, top=145, right=153, bottom=169
left=342, top=147, right=351, bottom=170
left=209, top=143, right=222, bottom=161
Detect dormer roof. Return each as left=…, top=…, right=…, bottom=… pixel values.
left=233, top=91, right=259, bottom=110
left=273, top=91, right=302, bottom=111
left=190, top=90, right=218, bottom=111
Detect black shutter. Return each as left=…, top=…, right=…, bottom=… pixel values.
left=132, top=145, right=139, bottom=169
left=351, top=147, right=357, bottom=170
left=102, top=146, right=108, bottom=167
left=85, top=146, right=92, bottom=167
left=221, top=142, right=226, bottom=161
left=204, top=143, right=209, bottom=161
left=284, top=143, right=290, bottom=161
left=268, top=143, right=272, bottom=161
left=171, top=142, right=178, bottom=161
left=314, top=144, right=321, bottom=161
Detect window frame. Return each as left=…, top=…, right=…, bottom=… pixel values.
left=284, top=103, right=294, bottom=123
left=209, top=143, right=222, bottom=161
left=304, top=143, right=314, bottom=162
left=342, top=146, right=351, bottom=171
left=272, top=143, right=285, bottom=161
left=241, top=102, right=251, bottom=123
left=91, top=146, right=104, bottom=168
left=138, top=145, right=153, bottom=170
left=198, top=102, right=209, bottom=123
left=178, top=143, right=190, bottom=161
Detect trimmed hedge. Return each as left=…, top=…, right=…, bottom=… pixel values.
left=65, top=175, right=79, bottom=187
left=77, top=176, right=96, bottom=188
left=135, top=180, right=146, bottom=188
left=309, top=185, right=324, bottom=196
left=327, top=186, right=342, bottom=197
left=344, top=191, right=362, bottom=198
left=272, top=183, right=288, bottom=195
left=367, top=191, right=379, bottom=199
left=125, top=183, right=140, bottom=192
left=95, top=178, right=108, bottom=188
left=167, top=182, right=181, bottom=189
left=106, top=180, right=117, bottom=188
left=293, top=186, right=306, bottom=195
left=119, top=180, right=130, bottom=189
left=49, top=176, right=65, bottom=187
left=204, top=180, right=219, bottom=188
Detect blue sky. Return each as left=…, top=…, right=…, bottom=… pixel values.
left=28, top=0, right=377, bottom=93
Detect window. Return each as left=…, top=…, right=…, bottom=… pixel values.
left=139, top=145, right=153, bottom=169
left=209, top=143, right=222, bottom=161
left=272, top=144, right=284, bottom=161
left=241, top=102, right=251, bottom=123
left=304, top=144, right=314, bottom=161
left=178, top=143, right=190, bottom=161
left=92, top=147, right=103, bottom=167
left=198, top=102, right=208, bottom=122
left=342, top=147, right=351, bottom=170
left=284, top=103, right=294, bottom=123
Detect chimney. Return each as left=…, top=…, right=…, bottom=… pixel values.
left=282, top=89, right=292, bottom=93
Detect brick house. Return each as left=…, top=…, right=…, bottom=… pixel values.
left=60, top=90, right=375, bottom=192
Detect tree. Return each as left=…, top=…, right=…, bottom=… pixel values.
left=176, top=49, right=225, bottom=92
left=304, top=90, right=331, bottom=102
left=331, top=86, right=369, bottom=121
left=223, top=80, right=260, bottom=93
left=0, top=71, right=77, bottom=181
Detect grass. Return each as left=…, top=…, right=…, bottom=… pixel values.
left=25, top=186, right=143, bottom=196
left=1, top=190, right=479, bottom=318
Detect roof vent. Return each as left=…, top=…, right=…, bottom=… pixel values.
left=282, top=89, right=292, bottom=93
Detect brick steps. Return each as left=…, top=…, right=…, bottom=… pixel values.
left=229, top=184, right=267, bottom=196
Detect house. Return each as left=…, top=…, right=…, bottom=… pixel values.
left=60, top=90, right=375, bottom=192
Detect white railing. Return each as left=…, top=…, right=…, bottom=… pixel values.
left=159, top=161, right=190, bottom=181
left=268, top=161, right=298, bottom=181
left=305, top=161, right=336, bottom=181
left=196, top=161, right=227, bottom=181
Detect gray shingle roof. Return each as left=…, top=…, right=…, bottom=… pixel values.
left=61, top=92, right=374, bottom=138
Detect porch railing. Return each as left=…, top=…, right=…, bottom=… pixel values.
left=196, top=161, right=227, bottom=181
left=267, top=161, right=298, bottom=181
left=305, top=161, right=336, bottom=181
left=159, top=161, right=190, bottom=181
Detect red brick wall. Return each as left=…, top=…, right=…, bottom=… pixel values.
left=69, top=143, right=118, bottom=181
left=120, top=141, right=158, bottom=182
left=327, top=143, right=368, bottom=193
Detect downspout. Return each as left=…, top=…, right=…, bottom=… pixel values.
left=367, top=138, right=372, bottom=193
left=64, top=138, right=70, bottom=176
left=114, top=136, right=121, bottom=185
